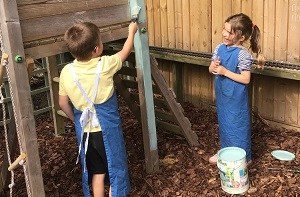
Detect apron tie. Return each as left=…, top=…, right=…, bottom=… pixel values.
left=71, top=61, right=102, bottom=168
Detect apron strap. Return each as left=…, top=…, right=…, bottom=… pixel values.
left=71, top=61, right=102, bottom=165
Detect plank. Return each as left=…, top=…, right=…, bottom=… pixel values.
left=231, top=0, right=241, bottom=14
left=273, top=79, right=286, bottom=122
left=0, top=0, right=45, bottom=196
left=287, top=0, right=300, bottom=63
left=20, top=4, right=129, bottom=43
left=113, top=75, right=141, bottom=122
left=150, top=56, right=199, bottom=146
left=190, top=0, right=201, bottom=51
left=182, top=0, right=190, bottom=50
left=274, top=0, right=289, bottom=61
left=241, top=0, right=252, bottom=18
left=130, top=0, right=159, bottom=173
left=263, top=0, right=275, bottom=59
left=174, top=0, right=182, bottom=49
left=46, top=56, right=65, bottom=135
left=153, top=0, right=162, bottom=46
left=167, top=0, right=175, bottom=48
left=18, top=0, right=127, bottom=20
left=25, top=25, right=129, bottom=59
left=198, top=0, right=211, bottom=51
left=146, top=0, right=155, bottom=46
left=160, top=0, right=168, bottom=47
left=284, top=79, right=299, bottom=125
left=211, top=0, right=224, bottom=49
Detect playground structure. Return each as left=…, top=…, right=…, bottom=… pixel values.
left=0, top=0, right=198, bottom=196
left=1, top=0, right=300, bottom=196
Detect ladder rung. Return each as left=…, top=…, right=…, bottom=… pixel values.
left=53, top=77, right=60, bottom=83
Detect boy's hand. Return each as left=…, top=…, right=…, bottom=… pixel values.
left=129, top=22, right=138, bottom=35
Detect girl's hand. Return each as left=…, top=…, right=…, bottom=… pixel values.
left=212, top=65, right=227, bottom=76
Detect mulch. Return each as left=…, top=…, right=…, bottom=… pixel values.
left=0, top=98, right=300, bottom=196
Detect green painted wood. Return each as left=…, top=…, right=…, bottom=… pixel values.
left=129, top=0, right=159, bottom=173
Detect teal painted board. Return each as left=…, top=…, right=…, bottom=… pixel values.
left=129, top=0, right=159, bottom=173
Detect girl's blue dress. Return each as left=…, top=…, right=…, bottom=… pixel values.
left=215, top=44, right=252, bottom=161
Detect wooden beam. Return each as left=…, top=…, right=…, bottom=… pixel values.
left=46, top=55, right=65, bottom=135
left=150, top=56, right=199, bottom=146
left=0, top=0, right=45, bottom=196
left=130, top=0, right=159, bottom=173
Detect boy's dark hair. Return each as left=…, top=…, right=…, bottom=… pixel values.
left=226, top=13, right=264, bottom=67
left=64, top=22, right=101, bottom=61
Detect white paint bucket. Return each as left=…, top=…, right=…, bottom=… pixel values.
left=217, top=147, right=249, bottom=194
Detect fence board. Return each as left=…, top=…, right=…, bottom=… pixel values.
left=175, top=0, right=182, bottom=49
left=153, top=0, right=162, bottom=46
left=146, top=0, right=155, bottom=46
left=160, top=0, right=168, bottom=47
left=167, top=0, right=175, bottom=48
left=275, top=0, right=289, bottom=61
left=232, top=0, right=242, bottom=14
left=288, top=0, right=300, bottom=62
left=182, top=0, right=190, bottom=50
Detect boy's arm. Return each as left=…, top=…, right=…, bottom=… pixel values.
left=59, top=95, right=74, bottom=122
left=116, top=22, right=138, bottom=62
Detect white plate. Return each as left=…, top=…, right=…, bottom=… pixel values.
left=271, top=150, right=295, bottom=161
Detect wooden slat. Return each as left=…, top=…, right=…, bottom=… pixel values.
left=146, top=0, right=155, bottom=46
left=131, top=0, right=159, bottom=173
left=174, top=0, right=182, bottom=49
left=212, top=0, right=224, bottom=49
left=287, top=0, right=300, bottom=63
left=232, top=0, right=242, bottom=14
left=167, top=0, right=175, bottom=48
left=46, top=56, right=65, bottom=135
left=118, top=66, right=137, bottom=77
left=114, top=75, right=141, bottom=122
left=274, top=0, right=289, bottom=61
left=153, top=0, right=162, bottom=46
left=182, top=0, right=190, bottom=50
left=18, top=0, right=127, bottom=20
left=0, top=0, right=45, bottom=196
left=21, top=4, right=129, bottom=43
left=274, top=79, right=286, bottom=122
left=241, top=0, right=252, bottom=17
left=156, top=120, right=181, bottom=135
left=160, top=0, right=168, bottom=47
left=150, top=56, right=199, bottom=146
left=285, top=80, right=299, bottom=125
left=25, top=25, right=129, bottom=59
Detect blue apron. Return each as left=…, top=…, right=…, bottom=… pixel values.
left=71, top=62, right=130, bottom=197
left=215, top=44, right=252, bottom=161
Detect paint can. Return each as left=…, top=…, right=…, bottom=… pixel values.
left=217, top=147, right=249, bottom=194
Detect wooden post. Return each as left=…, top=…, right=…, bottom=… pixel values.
left=0, top=0, right=45, bottom=196
left=46, top=55, right=66, bottom=135
left=129, top=0, right=159, bottom=173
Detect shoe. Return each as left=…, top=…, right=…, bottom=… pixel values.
left=247, top=160, right=252, bottom=166
left=209, top=154, right=218, bottom=164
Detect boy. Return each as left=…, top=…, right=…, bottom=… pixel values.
left=59, top=21, right=138, bottom=197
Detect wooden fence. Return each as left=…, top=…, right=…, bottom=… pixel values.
left=145, top=0, right=300, bottom=130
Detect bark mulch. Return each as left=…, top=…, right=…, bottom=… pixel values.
left=1, top=98, right=299, bottom=196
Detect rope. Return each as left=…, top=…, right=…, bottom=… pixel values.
left=0, top=28, right=32, bottom=197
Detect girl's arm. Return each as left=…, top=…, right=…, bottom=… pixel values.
left=59, top=95, right=74, bottom=122
left=213, top=66, right=251, bottom=84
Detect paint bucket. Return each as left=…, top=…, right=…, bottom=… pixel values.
left=217, top=147, right=249, bottom=194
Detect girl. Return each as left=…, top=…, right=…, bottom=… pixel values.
left=208, top=13, right=264, bottom=164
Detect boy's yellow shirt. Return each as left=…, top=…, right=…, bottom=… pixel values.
left=59, top=54, right=122, bottom=132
